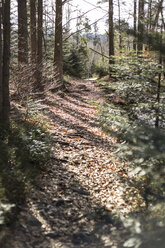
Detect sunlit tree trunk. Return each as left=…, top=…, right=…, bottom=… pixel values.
left=109, top=0, right=114, bottom=76
left=54, top=0, right=63, bottom=85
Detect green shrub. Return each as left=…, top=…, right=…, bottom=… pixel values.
left=98, top=53, right=165, bottom=202
left=0, top=105, right=52, bottom=225
left=98, top=52, right=165, bottom=247
left=95, top=63, right=109, bottom=78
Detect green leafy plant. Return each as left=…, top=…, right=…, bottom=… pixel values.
left=0, top=102, right=52, bottom=226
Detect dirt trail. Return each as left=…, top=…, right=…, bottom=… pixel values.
left=3, top=80, right=131, bottom=248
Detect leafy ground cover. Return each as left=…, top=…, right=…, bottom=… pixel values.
left=0, top=101, right=52, bottom=241
left=97, top=53, right=165, bottom=247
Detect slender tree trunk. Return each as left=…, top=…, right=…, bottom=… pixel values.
left=155, top=25, right=163, bottom=128
left=118, top=0, right=122, bottom=51
left=109, top=0, right=114, bottom=76
left=30, top=0, right=36, bottom=64
left=54, top=0, right=63, bottom=85
left=0, top=1, right=3, bottom=124
left=152, top=0, right=164, bottom=31
left=76, top=10, right=80, bottom=46
left=43, top=0, right=48, bottom=58
left=160, top=5, right=165, bottom=77
left=147, top=0, right=152, bottom=32
left=2, top=0, right=10, bottom=124
left=36, top=0, right=43, bottom=86
left=133, top=0, right=137, bottom=51
left=65, top=2, right=71, bottom=32
left=18, top=0, right=28, bottom=65
left=137, top=0, right=145, bottom=52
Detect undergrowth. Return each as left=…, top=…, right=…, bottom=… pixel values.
left=97, top=52, right=165, bottom=247
left=0, top=102, right=52, bottom=228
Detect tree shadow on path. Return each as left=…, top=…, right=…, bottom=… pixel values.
left=3, top=155, right=128, bottom=248
left=2, top=81, right=132, bottom=248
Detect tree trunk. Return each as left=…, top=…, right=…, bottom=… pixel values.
left=137, top=0, right=145, bottom=52
left=0, top=2, right=3, bottom=124
left=2, top=0, right=10, bottom=124
left=36, top=0, right=43, bottom=86
left=147, top=0, right=152, bottom=33
left=133, top=0, right=137, bottom=51
left=18, top=0, right=28, bottom=65
left=155, top=25, right=162, bottom=128
left=152, top=0, right=164, bottom=31
left=30, top=0, right=37, bottom=64
left=54, top=0, right=63, bottom=86
left=118, top=0, right=122, bottom=51
left=109, top=0, right=114, bottom=76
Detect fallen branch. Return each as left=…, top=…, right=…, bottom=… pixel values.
left=89, top=47, right=109, bottom=59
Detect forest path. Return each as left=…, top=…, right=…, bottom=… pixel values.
left=4, top=79, right=132, bottom=248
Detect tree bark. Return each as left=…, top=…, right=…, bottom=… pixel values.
left=137, top=0, right=145, bottom=52
left=118, top=0, right=122, bottom=51
left=2, top=0, right=10, bottom=124
left=54, top=0, right=63, bottom=85
left=36, top=0, right=43, bottom=86
left=147, top=0, right=152, bottom=33
left=0, top=2, right=3, bottom=124
left=30, top=0, right=37, bottom=64
left=155, top=25, right=162, bottom=128
left=152, top=0, right=164, bottom=31
left=18, top=0, right=28, bottom=65
left=109, top=0, right=114, bottom=76
left=133, top=0, right=137, bottom=51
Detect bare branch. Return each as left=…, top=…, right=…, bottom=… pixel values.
left=89, top=47, right=109, bottom=59
left=64, top=14, right=107, bottom=41
left=63, top=7, right=98, bottom=28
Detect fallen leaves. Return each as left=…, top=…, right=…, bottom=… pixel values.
left=5, top=79, right=143, bottom=248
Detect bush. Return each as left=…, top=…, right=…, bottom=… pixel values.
left=95, top=63, right=109, bottom=78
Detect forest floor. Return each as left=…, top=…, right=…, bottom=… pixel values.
left=3, top=79, right=139, bottom=248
